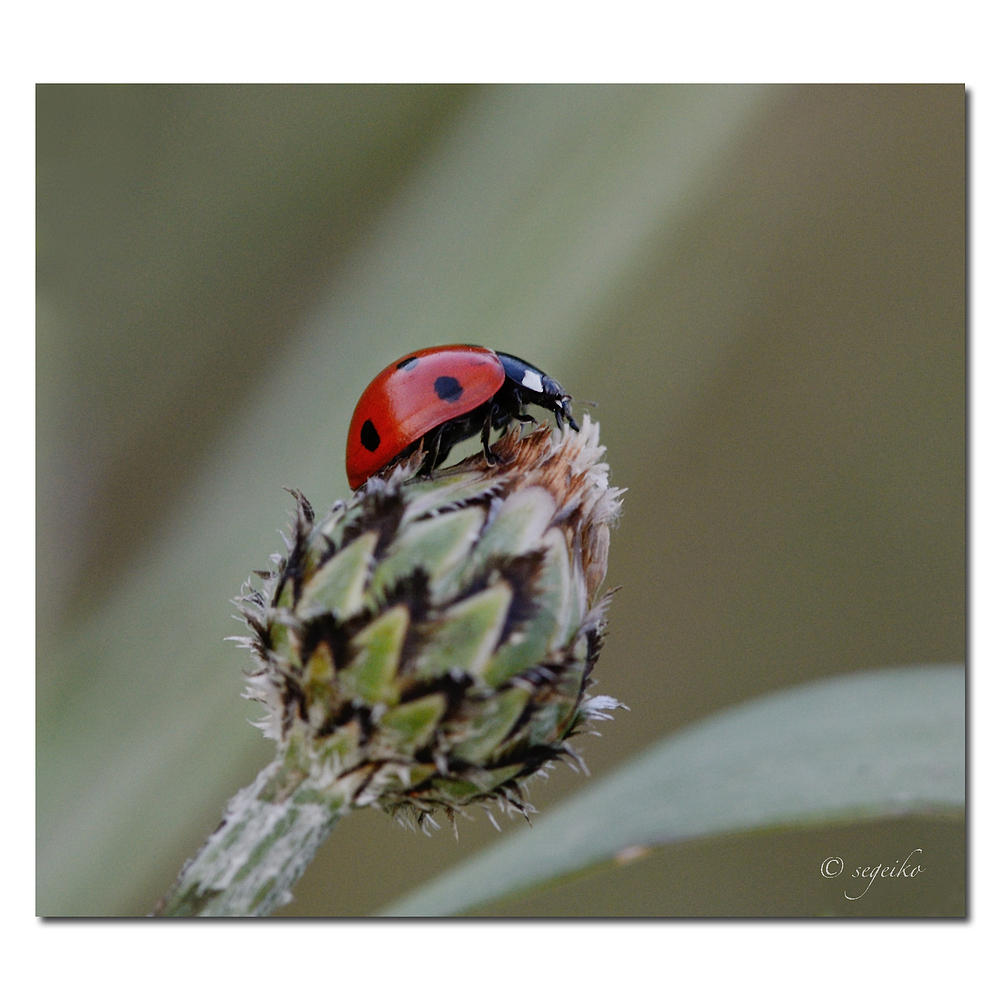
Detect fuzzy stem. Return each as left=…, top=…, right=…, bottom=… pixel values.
left=153, top=751, right=361, bottom=917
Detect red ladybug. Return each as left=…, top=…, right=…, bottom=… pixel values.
left=346, top=345, right=580, bottom=489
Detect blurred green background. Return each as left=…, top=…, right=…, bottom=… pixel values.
left=36, top=84, right=965, bottom=917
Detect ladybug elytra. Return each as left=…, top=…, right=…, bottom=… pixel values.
left=346, top=345, right=580, bottom=489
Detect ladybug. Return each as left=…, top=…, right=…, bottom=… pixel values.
left=346, top=345, right=580, bottom=490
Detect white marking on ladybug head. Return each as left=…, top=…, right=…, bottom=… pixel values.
left=521, top=369, right=544, bottom=393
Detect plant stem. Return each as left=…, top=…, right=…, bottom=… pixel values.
left=153, top=751, right=362, bottom=917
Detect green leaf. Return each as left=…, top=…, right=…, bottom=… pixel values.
left=454, top=487, right=556, bottom=590
left=340, top=605, right=409, bottom=706
left=482, top=531, right=574, bottom=688
left=451, top=686, right=533, bottom=765
left=374, top=694, right=448, bottom=755
left=415, top=583, right=513, bottom=681
left=380, top=664, right=964, bottom=916
left=370, top=507, right=485, bottom=603
left=298, top=531, right=377, bottom=620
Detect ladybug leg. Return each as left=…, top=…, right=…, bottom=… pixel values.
left=481, top=407, right=496, bottom=466
left=418, top=425, right=448, bottom=476
left=427, top=431, right=443, bottom=471
left=516, top=412, right=538, bottom=426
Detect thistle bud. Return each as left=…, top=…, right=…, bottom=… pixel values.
left=156, top=416, right=623, bottom=916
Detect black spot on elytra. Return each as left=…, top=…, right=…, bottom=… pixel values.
left=434, top=375, right=463, bottom=403
left=397, top=356, right=419, bottom=370
left=360, top=419, right=380, bottom=452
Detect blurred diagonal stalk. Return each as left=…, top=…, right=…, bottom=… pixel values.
left=38, top=85, right=777, bottom=915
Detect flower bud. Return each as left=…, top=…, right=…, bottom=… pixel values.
left=156, top=416, right=624, bottom=915
left=239, top=415, right=624, bottom=827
